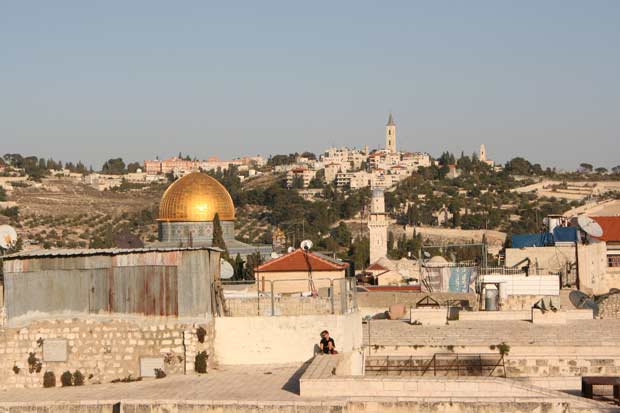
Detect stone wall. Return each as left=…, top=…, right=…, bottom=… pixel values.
left=599, top=293, right=620, bottom=319
left=502, top=294, right=548, bottom=310
left=226, top=295, right=344, bottom=316
left=365, top=344, right=620, bottom=378
left=505, top=245, right=575, bottom=274
left=214, top=312, right=362, bottom=365
left=358, top=291, right=478, bottom=311
left=0, top=400, right=593, bottom=413
left=577, top=242, right=608, bottom=294
left=0, top=318, right=214, bottom=390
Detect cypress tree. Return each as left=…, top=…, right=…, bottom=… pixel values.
left=212, top=213, right=229, bottom=259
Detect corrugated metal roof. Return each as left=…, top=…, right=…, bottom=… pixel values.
left=2, top=246, right=222, bottom=260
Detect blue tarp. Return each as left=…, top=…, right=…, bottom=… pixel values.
left=448, top=267, right=474, bottom=293
left=511, top=233, right=554, bottom=248
left=553, top=226, right=577, bottom=243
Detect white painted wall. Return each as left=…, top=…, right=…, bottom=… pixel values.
left=480, top=275, right=559, bottom=296
left=214, top=312, right=362, bottom=365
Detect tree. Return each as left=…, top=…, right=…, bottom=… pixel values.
left=0, top=186, right=6, bottom=202
left=300, top=151, right=316, bottom=160
left=330, top=222, right=351, bottom=246
left=127, top=162, right=141, bottom=173
left=101, top=158, right=126, bottom=174
left=244, top=252, right=263, bottom=279
left=348, top=236, right=369, bottom=269
left=505, top=157, right=533, bottom=176
left=579, top=163, right=593, bottom=173
left=212, top=213, right=229, bottom=259
left=595, top=167, right=608, bottom=174
left=233, top=254, right=245, bottom=279
left=612, top=165, right=620, bottom=175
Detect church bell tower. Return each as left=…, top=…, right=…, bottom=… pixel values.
left=386, top=113, right=396, bottom=153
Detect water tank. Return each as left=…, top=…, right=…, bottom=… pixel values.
left=485, top=288, right=499, bottom=311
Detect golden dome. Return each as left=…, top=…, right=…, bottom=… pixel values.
left=158, top=172, right=235, bottom=222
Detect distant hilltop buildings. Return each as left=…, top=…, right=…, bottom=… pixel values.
left=144, top=155, right=266, bottom=177
left=287, top=114, right=434, bottom=190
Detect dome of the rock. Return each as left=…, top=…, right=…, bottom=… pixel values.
left=158, top=172, right=235, bottom=222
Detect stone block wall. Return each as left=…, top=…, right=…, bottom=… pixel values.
left=0, top=318, right=215, bottom=390
left=358, top=292, right=478, bottom=311
left=599, top=293, right=620, bottom=319
left=226, top=296, right=343, bottom=316
left=502, top=295, right=547, bottom=311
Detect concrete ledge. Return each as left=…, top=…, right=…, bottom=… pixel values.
left=531, top=309, right=566, bottom=324
left=458, top=311, right=530, bottom=321
left=565, top=309, right=593, bottom=320
left=410, top=308, right=446, bottom=325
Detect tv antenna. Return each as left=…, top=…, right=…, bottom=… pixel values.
left=577, top=215, right=603, bottom=238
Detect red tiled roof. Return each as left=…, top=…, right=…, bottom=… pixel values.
left=367, top=262, right=388, bottom=271
left=255, top=249, right=349, bottom=272
left=591, top=216, right=620, bottom=242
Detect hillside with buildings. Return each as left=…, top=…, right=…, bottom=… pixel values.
left=2, top=115, right=619, bottom=265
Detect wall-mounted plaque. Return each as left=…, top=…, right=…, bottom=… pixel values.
left=140, top=357, right=164, bottom=377
left=43, top=339, right=68, bottom=362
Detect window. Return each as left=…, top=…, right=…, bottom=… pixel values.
left=608, top=255, right=620, bottom=268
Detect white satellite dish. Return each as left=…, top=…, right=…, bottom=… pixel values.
left=300, top=239, right=313, bottom=251
left=0, top=225, right=18, bottom=250
left=220, top=259, right=234, bottom=280
left=577, top=215, right=603, bottom=238
left=270, top=252, right=280, bottom=259
left=287, top=246, right=295, bottom=253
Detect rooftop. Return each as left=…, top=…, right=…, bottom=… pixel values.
left=592, top=216, right=620, bottom=242
left=256, top=249, right=349, bottom=272
left=2, top=246, right=220, bottom=260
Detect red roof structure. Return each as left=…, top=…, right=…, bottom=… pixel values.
left=591, top=216, right=620, bottom=242
left=366, top=262, right=388, bottom=271
left=255, top=249, right=349, bottom=273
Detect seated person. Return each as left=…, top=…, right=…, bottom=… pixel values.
left=319, top=330, right=337, bottom=354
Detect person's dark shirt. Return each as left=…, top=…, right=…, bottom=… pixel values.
left=320, top=337, right=335, bottom=354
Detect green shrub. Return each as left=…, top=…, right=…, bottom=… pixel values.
left=43, top=371, right=56, bottom=388
left=154, top=368, right=166, bottom=379
left=196, top=326, right=207, bottom=343
left=498, top=342, right=511, bottom=356
left=73, top=370, right=85, bottom=386
left=195, top=351, right=208, bottom=374
left=60, top=371, right=73, bottom=387
left=27, top=352, right=42, bottom=373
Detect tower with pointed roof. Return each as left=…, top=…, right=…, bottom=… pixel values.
left=386, top=113, right=396, bottom=153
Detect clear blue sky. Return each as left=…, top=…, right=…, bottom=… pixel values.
left=1, top=1, right=619, bottom=170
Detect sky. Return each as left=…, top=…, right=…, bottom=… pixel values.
left=1, top=1, right=619, bottom=170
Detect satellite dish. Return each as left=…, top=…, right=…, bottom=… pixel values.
left=113, top=232, right=144, bottom=249
left=0, top=225, right=18, bottom=250
left=300, top=239, right=313, bottom=251
left=270, top=252, right=280, bottom=259
left=569, top=290, right=599, bottom=316
left=220, top=259, right=234, bottom=279
left=287, top=246, right=295, bottom=253
left=577, top=215, right=603, bottom=238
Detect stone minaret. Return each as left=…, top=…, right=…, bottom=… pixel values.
left=368, top=188, right=388, bottom=264
left=479, top=144, right=487, bottom=162
left=386, top=113, right=396, bottom=153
